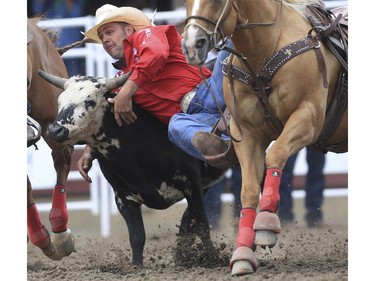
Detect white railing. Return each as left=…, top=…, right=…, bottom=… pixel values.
left=30, top=3, right=348, bottom=238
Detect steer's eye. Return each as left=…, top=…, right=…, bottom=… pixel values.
left=84, top=100, right=96, bottom=110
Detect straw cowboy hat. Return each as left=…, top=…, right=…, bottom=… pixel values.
left=83, top=4, right=151, bottom=43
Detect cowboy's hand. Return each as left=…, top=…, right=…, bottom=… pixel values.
left=77, top=146, right=94, bottom=183
left=108, top=93, right=137, bottom=126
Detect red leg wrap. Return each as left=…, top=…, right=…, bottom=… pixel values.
left=237, top=208, right=256, bottom=248
left=49, top=185, right=68, bottom=233
left=27, top=204, right=50, bottom=248
left=260, top=168, right=282, bottom=213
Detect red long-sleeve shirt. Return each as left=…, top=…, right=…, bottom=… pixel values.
left=113, top=25, right=212, bottom=123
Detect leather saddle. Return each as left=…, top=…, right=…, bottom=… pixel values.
left=305, top=4, right=348, bottom=153
left=305, top=4, right=348, bottom=71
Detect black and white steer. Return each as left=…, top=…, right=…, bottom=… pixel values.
left=38, top=70, right=225, bottom=266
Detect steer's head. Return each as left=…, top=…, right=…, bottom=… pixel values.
left=38, top=70, right=130, bottom=145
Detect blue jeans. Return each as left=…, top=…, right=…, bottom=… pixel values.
left=168, top=41, right=233, bottom=161
left=278, top=148, right=326, bottom=225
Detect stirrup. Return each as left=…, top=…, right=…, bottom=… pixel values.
left=27, top=115, right=41, bottom=147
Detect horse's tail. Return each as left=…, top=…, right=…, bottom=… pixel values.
left=57, top=39, right=85, bottom=56
left=57, top=36, right=99, bottom=56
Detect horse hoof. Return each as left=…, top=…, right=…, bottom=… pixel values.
left=230, top=246, right=257, bottom=276
left=42, top=229, right=75, bottom=260
left=52, top=229, right=76, bottom=256
left=231, top=260, right=255, bottom=276
left=41, top=242, right=57, bottom=260
left=255, top=230, right=278, bottom=248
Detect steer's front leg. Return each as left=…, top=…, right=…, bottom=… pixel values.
left=116, top=198, right=145, bottom=266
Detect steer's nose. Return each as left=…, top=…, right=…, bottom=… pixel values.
left=46, top=123, right=69, bottom=143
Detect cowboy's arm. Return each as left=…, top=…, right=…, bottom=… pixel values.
left=77, top=145, right=95, bottom=183
left=107, top=79, right=140, bottom=126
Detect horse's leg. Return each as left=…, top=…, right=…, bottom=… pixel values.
left=48, top=142, right=72, bottom=233
left=254, top=106, right=321, bottom=247
left=230, top=208, right=258, bottom=275
left=230, top=130, right=266, bottom=276
left=253, top=167, right=282, bottom=248
left=44, top=139, right=76, bottom=260
left=27, top=176, right=51, bottom=249
left=253, top=148, right=290, bottom=248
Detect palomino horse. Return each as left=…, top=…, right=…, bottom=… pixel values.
left=182, top=0, right=347, bottom=276
left=27, top=17, right=75, bottom=260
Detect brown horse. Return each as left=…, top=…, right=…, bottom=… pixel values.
left=27, top=17, right=75, bottom=260
left=182, top=0, right=348, bottom=276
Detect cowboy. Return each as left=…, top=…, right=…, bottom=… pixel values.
left=77, top=4, right=238, bottom=179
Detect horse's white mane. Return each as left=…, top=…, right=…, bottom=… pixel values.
left=282, top=0, right=325, bottom=19
left=283, top=0, right=324, bottom=5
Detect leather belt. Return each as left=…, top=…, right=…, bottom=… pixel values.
left=180, top=81, right=204, bottom=113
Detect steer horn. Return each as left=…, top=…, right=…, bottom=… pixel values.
left=38, top=70, right=67, bottom=89
left=106, top=71, right=132, bottom=91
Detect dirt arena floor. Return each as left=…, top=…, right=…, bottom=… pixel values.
left=27, top=195, right=348, bottom=281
